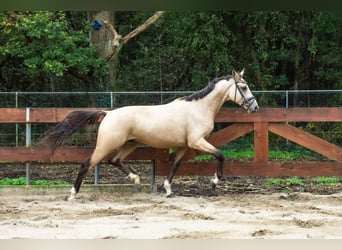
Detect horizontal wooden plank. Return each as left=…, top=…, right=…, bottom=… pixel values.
left=0, top=146, right=156, bottom=162
left=29, top=108, right=109, bottom=123
left=1, top=107, right=341, bottom=124
left=155, top=161, right=342, bottom=177
left=0, top=108, right=107, bottom=123
left=1, top=147, right=341, bottom=177
left=1, top=107, right=341, bottom=178
left=215, top=107, right=342, bottom=122
left=269, top=123, right=342, bottom=161
left=0, top=108, right=26, bottom=123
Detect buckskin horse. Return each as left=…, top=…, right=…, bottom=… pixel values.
left=42, top=69, right=259, bottom=200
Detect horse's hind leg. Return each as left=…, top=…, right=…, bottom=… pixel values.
left=109, top=159, right=140, bottom=185
left=109, top=141, right=140, bottom=186
left=69, top=156, right=91, bottom=200
left=69, top=147, right=111, bottom=200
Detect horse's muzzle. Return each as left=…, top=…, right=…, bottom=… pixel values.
left=246, top=98, right=259, bottom=113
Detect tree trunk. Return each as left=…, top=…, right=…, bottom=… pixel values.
left=88, top=11, right=118, bottom=91
left=87, top=11, right=165, bottom=91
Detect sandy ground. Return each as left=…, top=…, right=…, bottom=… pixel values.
left=0, top=187, right=341, bottom=239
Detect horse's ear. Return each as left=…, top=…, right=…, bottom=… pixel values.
left=232, top=69, right=240, bottom=80
left=239, top=68, right=245, bottom=77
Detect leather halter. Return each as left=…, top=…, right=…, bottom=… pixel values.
left=233, top=78, right=256, bottom=108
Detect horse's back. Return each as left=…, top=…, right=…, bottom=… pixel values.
left=99, top=102, right=191, bottom=148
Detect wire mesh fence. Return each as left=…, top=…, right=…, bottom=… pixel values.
left=0, top=90, right=341, bottom=152
left=0, top=90, right=341, bottom=108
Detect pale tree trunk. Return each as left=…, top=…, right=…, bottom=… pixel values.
left=88, top=11, right=117, bottom=91
left=88, top=11, right=165, bottom=91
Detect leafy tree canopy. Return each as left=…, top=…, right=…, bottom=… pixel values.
left=0, top=11, right=108, bottom=91
left=0, top=11, right=341, bottom=93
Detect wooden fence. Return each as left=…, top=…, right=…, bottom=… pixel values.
left=0, top=107, right=341, bottom=179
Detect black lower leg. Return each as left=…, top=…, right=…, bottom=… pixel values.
left=109, top=159, right=137, bottom=175
left=166, top=160, right=181, bottom=184
left=214, top=150, right=224, bottom=180
left=74, top=157, right=91, bottom=193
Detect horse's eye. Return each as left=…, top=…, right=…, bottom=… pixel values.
left=241, top=86, right=247, bottom=91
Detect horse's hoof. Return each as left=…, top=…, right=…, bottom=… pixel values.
left=165, top=192, right=174, bottom=198
left=135, top=184, right=142, bottom=193
left=163, top=180, right=173, bottom=198
left=128, top=173, right=141, bottom=185
left=67, top=195, right=76, bottom=201
left=68, top=187, right=77, bottom=201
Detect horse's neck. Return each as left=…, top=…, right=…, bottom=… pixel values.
left=198, top=82, right=232, bottom=119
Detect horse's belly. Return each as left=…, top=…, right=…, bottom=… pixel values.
left=133, top=129, right=187, bottom=149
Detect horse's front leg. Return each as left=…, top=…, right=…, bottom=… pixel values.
left=163, top=147, right=187, bottom=197
left=189, top=138, right=224, bottom=189
left=211, top=150, right=224, bottom=188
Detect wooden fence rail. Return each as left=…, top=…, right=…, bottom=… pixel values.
left=0, top=107, right=341, bottom=178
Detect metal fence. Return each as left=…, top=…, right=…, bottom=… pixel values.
left=0, top=90, right=341, bottom=148
left=0, top=90, right=341, bottom=108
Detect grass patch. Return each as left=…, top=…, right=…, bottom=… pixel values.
left=264, top=177, right=304, bottom=186
left=313, top=176, right=340, bottom=186
left=284, top=177, right=304, bottom=186
left=265, top=178, right=281, bottom=186
left=194, top=146, right=316, bottom=161
left=265, top=176, right=341, bottom=187
left=0, top=177, right=70, bottom=186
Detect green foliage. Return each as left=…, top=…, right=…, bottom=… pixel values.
left=112, top=9, right=342, bottom=121
left=0, top=177, right=26, bottom=185
left=194, top=139, right=317, bottom=161
left=285, top=177, right=304, bottom=186
left=0, top=11, right=108, bottom=91
left=1, top=11, right=341, bottom=93
left=117, top=11, right=235, bottom=91
left=313, top=12, right=342, bottom=89
left=313, top=176, right=340, bottom=186
left=265, top=177, right=341, bottom=187
left=268, top=147, right=315, bottom=161
left=0, top=177, right=69, bottom=186
left=265, top=178, right=281, bottom=186
left=265, top=177, right=307, bottom=186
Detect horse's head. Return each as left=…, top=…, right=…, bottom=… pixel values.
left=230, top=69, right=259, bottom=113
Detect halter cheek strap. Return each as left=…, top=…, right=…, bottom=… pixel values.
left=234, top=79, right=256, bottom=108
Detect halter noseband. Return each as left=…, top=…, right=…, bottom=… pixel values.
left=233, top=78, right=256, bottom=108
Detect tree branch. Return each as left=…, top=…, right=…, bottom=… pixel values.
left=102, top=19, right=121, bottom=47
left=101, top=19, right=122, bottom=60
left=67, top=67, right=92, bottom=85
left=122, top=11, right=165, bottom=44
left=100, top=11, right=165, bottom=61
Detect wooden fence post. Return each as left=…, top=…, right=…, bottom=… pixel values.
left=253, top=122, right=269, bottom=163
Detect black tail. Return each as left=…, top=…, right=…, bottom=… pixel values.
left=41, top=110, right=107, bottom=153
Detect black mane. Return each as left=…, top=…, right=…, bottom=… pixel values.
left=185, top=75, right=232, bottom=101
